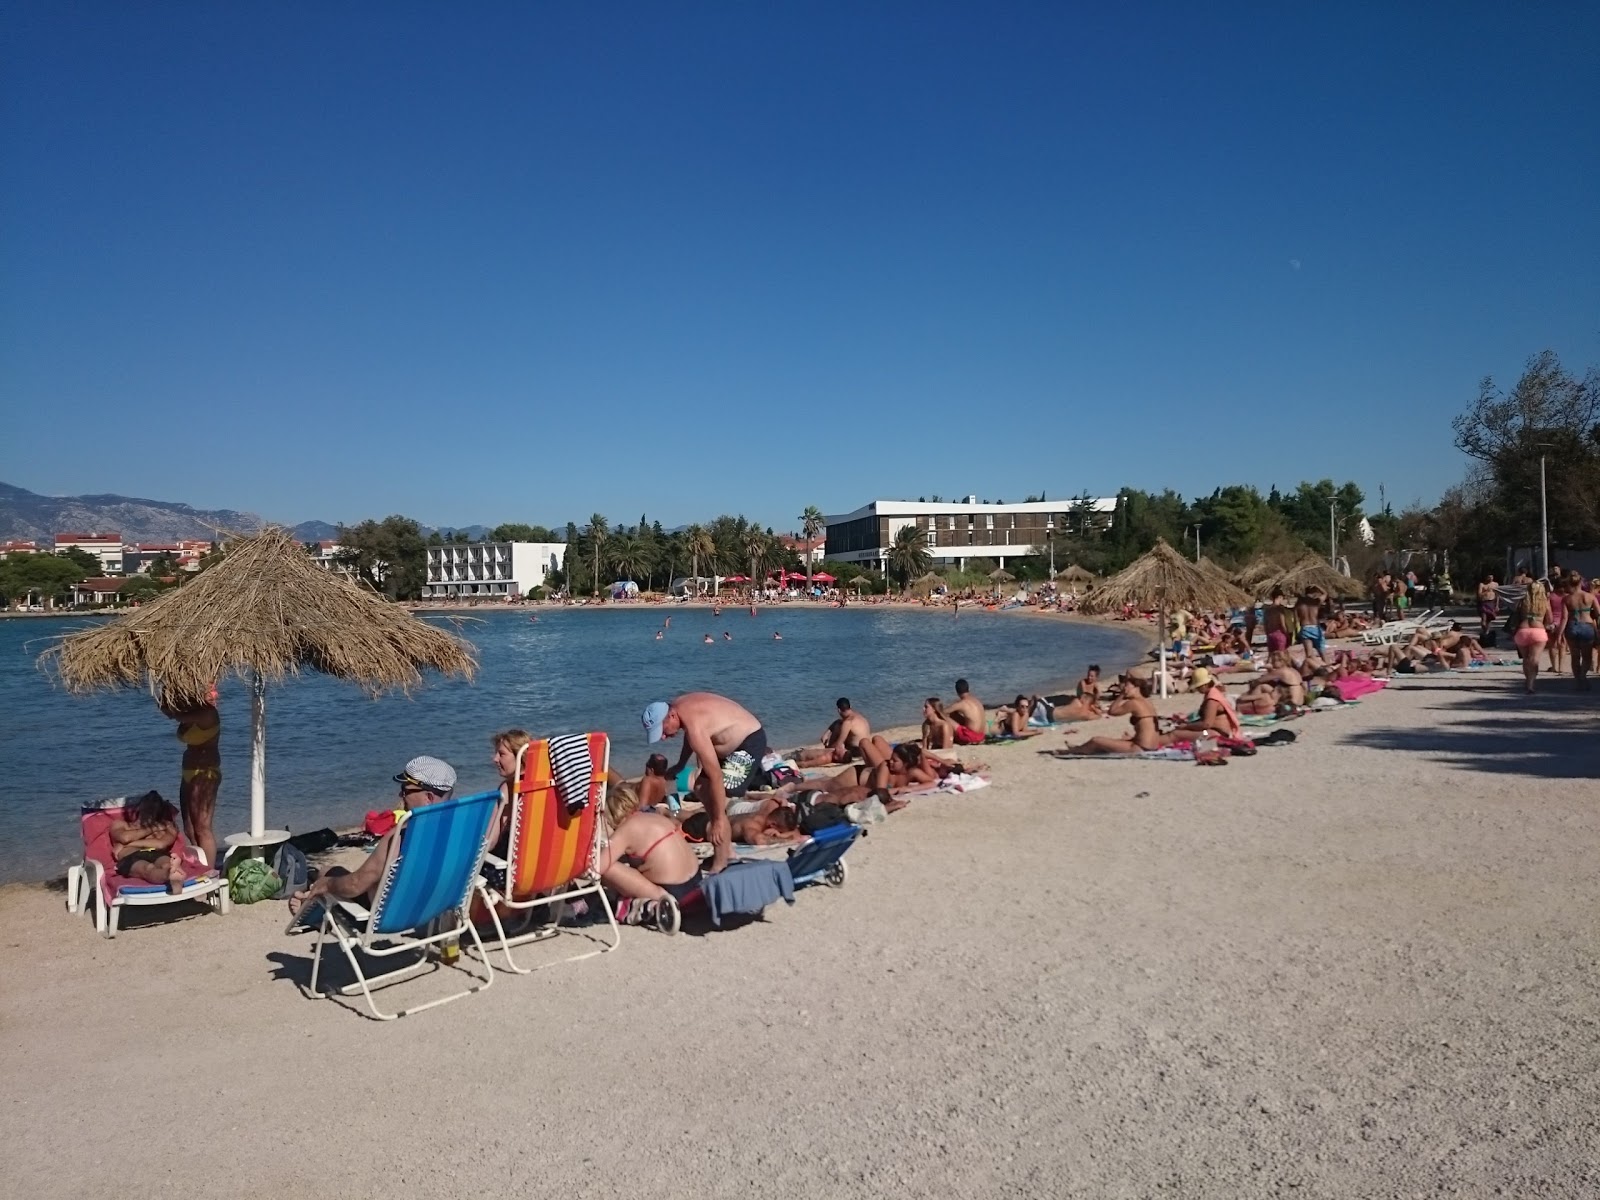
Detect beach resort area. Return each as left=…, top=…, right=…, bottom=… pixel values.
left=5, top=4, right=1599, bottom=1198
left=3, top=529, right=1599, bottom=1199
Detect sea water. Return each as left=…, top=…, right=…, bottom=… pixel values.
left=0, top=606, right=1140, bottom=882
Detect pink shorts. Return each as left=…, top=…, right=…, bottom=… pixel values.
left=1513, top=625, right=1548, bottom=652
left=1266, top=631, right=1288, bottom=653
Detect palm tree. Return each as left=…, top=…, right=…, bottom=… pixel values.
left=744, top=527, right=768, bottom=594
left=586, top=514, right=609, bottom=597
left=887, top=523, right=932, bottom=591
left=608, top=534, right=639, bottom=588
left=801, top=505, right=825, bottom=591
left=686, top=524, right=713, bottom=596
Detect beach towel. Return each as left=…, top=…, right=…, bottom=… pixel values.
left=936, top=773, right=990, bottom=792
left=699, top=860, right=796, bottom=927
left=547, top=733, right=594, bottom=813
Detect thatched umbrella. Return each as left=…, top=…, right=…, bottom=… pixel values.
left=911, top=571, right=945, bottom=595
left=848, top=575, right=873, bottom=591
left=41, top=527, right=477, bottom=840
left=988, top=567, right=1015, bottom=582
left=1233, top=554, right=1285, bottom=592
left=1080, top=540, right=1251, bottom=695
left=1270, top=556, right=1366, bottom=600
left=1058, top=564, right=1095, bottom=585
left=1196, top=556, right=1238, bottom=590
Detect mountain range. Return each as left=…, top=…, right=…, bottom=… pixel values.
left=0, top=481, right=341, bottom=544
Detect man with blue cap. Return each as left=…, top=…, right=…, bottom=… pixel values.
left=288, top=755, right=458, bottom=915
left=642, top=692, right=768, bottom=873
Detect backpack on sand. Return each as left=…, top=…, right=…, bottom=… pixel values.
left=271, top=842, right=311, bottom=900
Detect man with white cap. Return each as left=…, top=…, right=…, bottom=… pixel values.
left=641, top=692, right=768, bottom=874
left=288, top=755, right=459, bottom=915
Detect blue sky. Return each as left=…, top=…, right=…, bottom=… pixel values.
left=2, top=2, right=1596, bottom=533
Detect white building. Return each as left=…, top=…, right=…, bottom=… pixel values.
left=54, top=532, right=125, bottom=575
left=823, top=496, right=1117, bottom=572
left=306, top=540, right=356, bottom=578
left=423, top=541, right=566, bottom=600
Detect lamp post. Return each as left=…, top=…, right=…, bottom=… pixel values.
left=1046, top=518, right=1056, bottom=580
left=1329, top=502, right=1337, bottom=568
left=1189, top=523, right=1202, bottom=563
left=1537, top=443, right=1552, bottom=579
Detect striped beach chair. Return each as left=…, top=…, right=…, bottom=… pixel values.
left=476, top=733, right=619, bottom=973
left=306, top=788, right=499, bottom=1021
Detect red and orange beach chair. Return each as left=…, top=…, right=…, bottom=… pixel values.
left=474, top=733, right=619, bottom=972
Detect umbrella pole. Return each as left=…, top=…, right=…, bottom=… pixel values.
left=1158, top=603, right=1169, bottom=698
left=250, top=671, right=267, bottom=838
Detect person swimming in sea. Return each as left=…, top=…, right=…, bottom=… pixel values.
left=703, top=634, right=714, bottom=644
left=722, top=631, right=732, bottom=641
left=654, top=630, right=663, bottom=641
left=773, top=631, right=782, bottom=641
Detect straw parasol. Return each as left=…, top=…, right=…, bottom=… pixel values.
left=988, top=567, right=1015, bottom=582
left=1196, top=556, right=1238, bottom=590
left=41, top=527, right=478, bottom=841
left=1233, top=553, right=1286, bottom=591
left=1058, top=564, right=1095, bottom=585
left=1269, top=556, right=1367, bottom=600
left=911, top=571, right=945, bottom=594
left=848, top=575, right=872, bottom=590
left=1079, top=540, right=1251, bottom=695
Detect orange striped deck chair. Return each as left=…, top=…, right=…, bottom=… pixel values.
left=475, top=732, right=618, bottom=973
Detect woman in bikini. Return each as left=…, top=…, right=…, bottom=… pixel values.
left=1563, top=572, right=1597, bottom=691
left=921, top=697, right=957, bottom=749
left=108, top=791, right=189, bottom=894
left=1545, top=576, right=1568, bottom=676
left=162, top=695, right=221, bottom=866
left=598, top=780, right=704, bottom=928
left=479, top=728, right=531, bottom=891
left=1060, top=676, right=1167, bottom=755
left=1512, top=582, right=1551, bottom=693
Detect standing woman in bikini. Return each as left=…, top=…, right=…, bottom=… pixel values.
left=163, top=694, right=221, bottom=866
left=1545, top=575, right=1568, bottom=677
left=1511, top=581, right=1550, bottom=694
left=1564, top=572, right=1598, bottom=691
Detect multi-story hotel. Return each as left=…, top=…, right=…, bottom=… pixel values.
left=54, top=532, right=125, bottom=575
left=823, top=496, right=1117, bottom=572
left=422, top=541, right=566, bottom=600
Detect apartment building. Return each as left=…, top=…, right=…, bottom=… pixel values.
left=422, top=541, right=566, bottom=599
left=823, top=496, right=1116, bottom=571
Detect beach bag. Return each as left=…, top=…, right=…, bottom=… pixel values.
left=794, top=792, right=850, bottom=835
left=271, top=842, right=310, bottom=900
left=227, top=856, right=282, bottom=904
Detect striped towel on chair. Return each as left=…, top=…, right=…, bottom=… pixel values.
left=548, top=734, right=594, bottom=814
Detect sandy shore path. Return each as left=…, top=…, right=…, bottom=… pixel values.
left=4, top=666, right=1597, bottom=1198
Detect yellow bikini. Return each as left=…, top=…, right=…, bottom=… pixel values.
left=178, top=719, right=220, bottom=783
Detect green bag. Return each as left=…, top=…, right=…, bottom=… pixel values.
left=227, top=856, right=282, bottom=904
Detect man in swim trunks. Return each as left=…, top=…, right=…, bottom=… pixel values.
left=1294, top=587, right=1328, bottom=662
left=948, top=678, right=987, bottom=745
left=1262, top=589, right=1293, bottom=655
left=1477, top=574, right=1499, bottom=639
left=644, top=692, right=771, bottom=873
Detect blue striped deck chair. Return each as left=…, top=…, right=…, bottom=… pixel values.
left=784, top=822, right=858, bottom=888
left=307, top=789, right=500, bottom=1021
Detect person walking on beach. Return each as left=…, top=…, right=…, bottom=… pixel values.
left=1513, top=581, right=1552, bottom=693
left=1564, top=572, right=1597, bottom=691
left=1262, top=589, right=1293, bottom=655
left=1477, top=574, right=1500, bottom=639
left=642, top=692, right=771, bottom=873
left=1371, top=571, right=1392, bottom=625
left=162, top=694, right=221, bottom=867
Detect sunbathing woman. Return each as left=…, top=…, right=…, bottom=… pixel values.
left=1174, top=668, right=1240, bottom=737
left=1059, top=676, right=1166, bottom=755
left=108, top=791, right=189, bottom=893
left=922, top=697, right=957, bottom=749
left=1564, top=571, right=1597, bottom=691
left=1235, top=678, right=1282, bottom=717
left=599, top=781, right=704, bottom=927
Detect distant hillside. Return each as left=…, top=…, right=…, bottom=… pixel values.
left=0, top=481, right=320, bottom=544
left=291, top=520, right=341, bottom=542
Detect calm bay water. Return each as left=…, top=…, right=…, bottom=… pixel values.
left=0, top=606, right=1139, bottom=882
